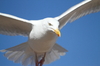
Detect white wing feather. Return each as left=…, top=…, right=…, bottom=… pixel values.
left=55, top=0, right=100, bottom=29
left=0, top=13, right=32, bottom=36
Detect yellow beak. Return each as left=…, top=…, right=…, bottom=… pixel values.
left=54, top=29, right=61, bottom=37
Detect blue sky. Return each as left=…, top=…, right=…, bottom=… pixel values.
left=0, top=0, right=100, bottom=66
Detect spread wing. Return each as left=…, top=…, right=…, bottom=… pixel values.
left=0, top=13, right=32, bottom=36
left=55, top=0, right=100, bottom=29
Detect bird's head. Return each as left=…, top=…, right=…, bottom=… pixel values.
left=43, top=18, right=61, bottom=37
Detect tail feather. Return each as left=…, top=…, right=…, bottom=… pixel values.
left=0, top=42, right=35, bottom=66
left=21, top=54, right=29, bottom=65
left=7, top=51, right=18, bottom=60
left=22, top=57, right=30, bottom=66
left=4, top=51, right=13, bottom=57
left=14, top=51, right=24, bottom=63
left=53, top=43, right=68, bottom=53
left=44, top=43, right=68, bottom=64
left=44, top=49, right=60, bottom=64
left=5, top=42, right=27, bottom=51
left=30, top=56, right=35, bottom=66
left=21, top=53, right=35, bottom=66
left=0, top=42, right=68, bottom=66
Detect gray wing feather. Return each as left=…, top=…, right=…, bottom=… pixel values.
left=55, top=0, right=100, bottom=29
left=0, top=13, right=32, bottom=36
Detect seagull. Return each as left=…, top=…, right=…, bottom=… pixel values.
left=0, top=0, right=100, bottom=66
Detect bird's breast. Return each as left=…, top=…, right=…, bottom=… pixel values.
left=28, top=31, right=58, bottom=53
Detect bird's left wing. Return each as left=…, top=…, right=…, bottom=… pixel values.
left=0, top=13, right=32, bottom=36
left=55, top=0, right=100, bottom=29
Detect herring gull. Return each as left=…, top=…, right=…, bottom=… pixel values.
left=0, top=0, right=100, bottom=66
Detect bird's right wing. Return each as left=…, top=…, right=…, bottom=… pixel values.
left=55, top=0, right=100, bottom=29
left=0, top=13, right=33, bottom=36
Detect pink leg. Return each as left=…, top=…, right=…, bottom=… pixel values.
left=39, top=53, right=46, bottom=66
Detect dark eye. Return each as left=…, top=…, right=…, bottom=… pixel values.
left=48, top=23, right=52, bottom=26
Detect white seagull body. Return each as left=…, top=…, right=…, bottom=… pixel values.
left=0, top=0, right=100, bottom=66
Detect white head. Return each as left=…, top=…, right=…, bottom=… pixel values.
left=42, top=18, right=61, bottom=36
